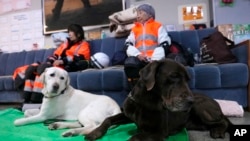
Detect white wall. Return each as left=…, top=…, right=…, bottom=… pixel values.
left=128, top=0, right=211, bottom=30
left=2, top=0, right=249, bottom=49
left=211, top=0, right=250, bottom=26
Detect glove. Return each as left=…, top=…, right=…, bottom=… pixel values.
left=37, top=63, right=52, bottom=75
left=25, top=65, right=38, bottom=79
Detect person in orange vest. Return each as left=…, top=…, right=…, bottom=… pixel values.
left=14, top=24, right=91, bottom=103
left=124, top=3, right=171, bottom=89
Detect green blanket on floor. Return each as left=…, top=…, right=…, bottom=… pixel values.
left=0, top=108, right=188, bottom=141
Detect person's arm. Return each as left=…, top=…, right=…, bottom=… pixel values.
left=125, top=31, right=141, bottom=57
left=73, top=41, right=91, bottom=61
left=48, top=40, right=68, bottom=66
left=46, top=42, right=65, bottom=64
left=151, top=25, right=171, bottom=61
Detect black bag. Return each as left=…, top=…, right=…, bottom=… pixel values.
left=166, top=53, right=188, bottom=66
left=167, top=40, right=195, bottom=67
left=200, top=31, right=237, bottom=64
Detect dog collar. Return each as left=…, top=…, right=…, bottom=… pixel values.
left=44, top=88, right=66, bottom=99
left=44, top=93, right=61, bottom=99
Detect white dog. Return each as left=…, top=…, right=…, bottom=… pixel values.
left=14, top=67, right=121, bottom=137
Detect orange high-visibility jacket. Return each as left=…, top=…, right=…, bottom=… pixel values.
left=132, top=18, right=162, bottom=57
left=14, top=40, right=90, bottom=93
left=12, top=63, right=39, bottom=80
left=47, top=40, right=90, bottom=66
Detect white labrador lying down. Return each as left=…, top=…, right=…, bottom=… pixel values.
left=14, top=67, right=121, bottom=137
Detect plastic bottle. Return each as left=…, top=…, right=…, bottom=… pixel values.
left=101, top=31, right=106, bottom=39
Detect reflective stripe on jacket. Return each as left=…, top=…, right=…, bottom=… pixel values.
left=24, top=79, right=34, bottom=92
left=32, top=75, right=43, bottom=93
left=53, top=40, right=90, bottom=62
left=132, top=18, right=161, bottom=57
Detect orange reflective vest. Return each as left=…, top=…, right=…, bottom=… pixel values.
left=12, top=63, right=39, bottom=80
left=53, top=40, right=90, bottom=62
left=13, top=63, right=41, bottom=93
left=132, top=18, right=161, bottom=57
left=32, top=75, right=44, bottom=93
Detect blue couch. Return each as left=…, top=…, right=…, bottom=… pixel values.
left=0, top=28, right=249, bottom=111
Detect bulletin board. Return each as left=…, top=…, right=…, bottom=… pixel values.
left=0, top=10, right=44, bottom=53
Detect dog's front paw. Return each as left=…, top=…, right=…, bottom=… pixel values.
left=84, top=131, right=103, bottom=141
left=48, top=123, right=59, bottom=130
left=24, top=109, right=40, bottom=117
left=210, top=125, right=228, bottom=139
left=14, top=119, right=24, bottom=126
left=62, top=130, right=76, bottom=137
left=210, top=129, right=226, bottom=139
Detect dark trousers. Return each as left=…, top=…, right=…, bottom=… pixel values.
left=16, top=63, right=51, bottom=103
left=124, top=56, right=148, bottom=90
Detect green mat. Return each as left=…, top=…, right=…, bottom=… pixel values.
left=0, top=108, right=188, bottom=141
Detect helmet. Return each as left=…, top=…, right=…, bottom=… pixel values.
left=91, top=52, right=110, bottom=69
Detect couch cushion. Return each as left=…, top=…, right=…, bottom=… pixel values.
left=0, top=53, right=9, bottom=76
left=76, top=68, right=128, bottom=92
left=0, top=76, right=14, bottom=91
left=89, top=37, right=126, bottom=65
left=219, top=63, right=248, bottom=87
left=75, top=68, right=129, bottom=107
left=187, top=63, right=248, bottom=89
left=0, top=48, right=56, bottom=76
left=0, top=52, right=26, bottom=76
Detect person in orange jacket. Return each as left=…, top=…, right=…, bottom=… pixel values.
left=124, top=3, right=171, bottom=89
left=14, top=24, right=91, bottom=103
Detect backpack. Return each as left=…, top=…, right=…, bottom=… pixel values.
left=166, top=40, right=195, bottom=67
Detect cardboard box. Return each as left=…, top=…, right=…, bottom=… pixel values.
left=217, top=24, right=250, bottom=44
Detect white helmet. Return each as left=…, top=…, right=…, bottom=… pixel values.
left=91, top=52, right=110, bottom=69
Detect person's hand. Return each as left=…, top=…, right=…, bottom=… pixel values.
left=53, top=60, right=63, bottom=66
left=137, top=54, right=148, bottom=62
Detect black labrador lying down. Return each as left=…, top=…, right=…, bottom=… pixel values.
left=85, top=59, right=232, bottom=141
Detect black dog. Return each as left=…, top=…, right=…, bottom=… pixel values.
left=85, top=59, right=231, bottom=141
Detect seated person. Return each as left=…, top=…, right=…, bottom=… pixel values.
left=13, top=24, right=91, bottom=103
left=124, top=3, right=171, bottom=89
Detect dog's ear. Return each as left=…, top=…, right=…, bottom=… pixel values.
left=65, top=73, right=70, bottom=87
left=39, top=68, right=47, bottom=85
left=180, top=64, right=190, bottom=81
left=139, top=61, right=160, bottom=91
left=40, top=68, right=48, bottom=94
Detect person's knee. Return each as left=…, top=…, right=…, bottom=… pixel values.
left=30, top=92, right=43, bottom=103
left=124, top=67, right=140, bottom=79
left=25, top=65, right=38, bottom=79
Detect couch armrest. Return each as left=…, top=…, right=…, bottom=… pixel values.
left=236, top=40, right=250, bottom=111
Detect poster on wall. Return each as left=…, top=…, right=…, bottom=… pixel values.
left=217, top=24, right=250, bottom=44
left=0, top=0, right=31, bottom=15
left=0, top=10, right=44, bottom=53
left=178, top=3, right=208, bottom=25
left=42, top=0, right=125, bottom=35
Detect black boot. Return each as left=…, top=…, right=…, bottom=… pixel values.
left=30, top=92, right=44, bottom=103
left=21, top=91, right=32, bottom=103
left=127, top=78, right=138, bottom=91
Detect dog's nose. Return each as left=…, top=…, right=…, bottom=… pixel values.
left=53, top=83, right=59, bottom=90
left=186, top=96, right=194, bottom=103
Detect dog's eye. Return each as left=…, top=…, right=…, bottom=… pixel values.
left=50, top=73, right=55, bottom=77
left=169, top=72, right=181, bottom=82
left=60, top=76, right=64, bottom=80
